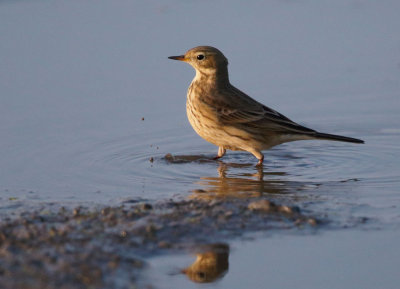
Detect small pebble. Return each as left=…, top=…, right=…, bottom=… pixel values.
left=248, top=200, right=275, bottom=212
left=278, top=205, right=293, bottom=214
left=73, top=207, right=81, bottom=217
left=164, top=153, right=174, bottom=161
left=48, top=227, right=58, bottom=237
left=294, top=219, right=303, bottom=226
left=108, top=260, right=119, bottom=270
left=209, top=200, right=221, bottom=206
left=158, top=241, right=171, bottom=248
left=140, top=203, right=153, bottom=210
left=291, top=206, right=301, bottom=214
left=308, top=218, right=317, bottom=226
left=146, top=224, right=157, bottom=235
left=101, top=207, right=111, bottom=216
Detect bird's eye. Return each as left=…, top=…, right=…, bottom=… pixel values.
left=197, top=54, right=205, bottom=60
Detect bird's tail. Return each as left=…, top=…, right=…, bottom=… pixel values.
left=314, top=132, right=364, bottom=144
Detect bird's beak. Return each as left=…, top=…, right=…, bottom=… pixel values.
left=168, top=55, right=186, bottom=61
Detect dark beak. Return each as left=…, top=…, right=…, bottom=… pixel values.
left=168, top=55, right=186, bottom=61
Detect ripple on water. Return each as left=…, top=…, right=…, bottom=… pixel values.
left=71, top=127, right=399, bottom=213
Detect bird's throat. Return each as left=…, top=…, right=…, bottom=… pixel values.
left=193, top=67, right=230, bottom=90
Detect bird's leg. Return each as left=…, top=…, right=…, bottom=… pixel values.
left=250, top=150, right=264, bottom=166
left=256, top=155, right=264, bottom=166
left=213, top=147, right=226, bottom=160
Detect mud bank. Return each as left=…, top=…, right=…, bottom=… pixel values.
left=0, top=196, right=318, bottom=289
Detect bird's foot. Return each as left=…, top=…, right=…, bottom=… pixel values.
left=213, top=147, right=226, bottom=161
left=256, top=155, right=264, bottom=166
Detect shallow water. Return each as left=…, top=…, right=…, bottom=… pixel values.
left=145, top=229, right=400, bottom=289
left=1, top=0, right=400, bottom=287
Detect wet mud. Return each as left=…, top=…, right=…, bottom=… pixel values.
left=0, top=195, right=318, bottom=289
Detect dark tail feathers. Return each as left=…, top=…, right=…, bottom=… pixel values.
left=314, top=132, right=364, bottom=144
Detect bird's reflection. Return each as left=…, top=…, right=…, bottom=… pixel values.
left=163, top=153, right=312, bottom=198
left=190, top=161, right=299, bottom=199
left=182, top=243, right=229, bottom=283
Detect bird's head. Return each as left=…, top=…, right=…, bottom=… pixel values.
left=169, top=46, right=228, bottom=76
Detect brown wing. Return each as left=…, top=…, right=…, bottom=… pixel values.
left=201, top=85, right=316, bottom=135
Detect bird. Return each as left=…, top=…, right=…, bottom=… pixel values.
left=168, top=46, right=364, bottom=165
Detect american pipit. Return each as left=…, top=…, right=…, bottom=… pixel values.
left=169, top=46, right=364, bottom=165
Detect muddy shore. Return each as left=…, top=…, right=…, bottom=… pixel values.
left=0, top=195, right=319, bottom=289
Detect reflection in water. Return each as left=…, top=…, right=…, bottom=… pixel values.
left=164, top=154, right=312, bottom=199
left=191, top=162, right=306, bottom=199
left=182, top=243, right=229, bottom=283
